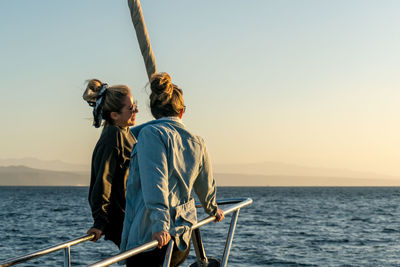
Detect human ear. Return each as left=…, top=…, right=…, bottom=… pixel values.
left=110, top=111, right=119, bottom=122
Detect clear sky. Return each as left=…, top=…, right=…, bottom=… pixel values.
left=1, top=1, right=399, bottom=177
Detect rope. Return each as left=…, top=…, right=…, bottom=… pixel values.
left=127, top=0, right=157, bottom=80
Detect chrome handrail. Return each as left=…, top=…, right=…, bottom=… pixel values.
left=0, top=197, right=252, bottom=267
left=193, top=198, right=252, bottom=230
left=0, top=234, right=95, bottom=267
left=88, top=197, right=253, bottom=267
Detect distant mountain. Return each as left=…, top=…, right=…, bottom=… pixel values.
left=214, top=173, right=400, bottom=187
left=2, top=159, right=400, bottom=186
left=0, top=157, right=90, bottom=173
left=213, top=162, right=399, bottom=181
left=1, top=165, right=400, bottom=187
left=0, top=166, right=88, bottom=186
left=3, top=158, right=397, bottom=181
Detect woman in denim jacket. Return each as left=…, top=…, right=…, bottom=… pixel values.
left=120, top=72, right=224, bottom=266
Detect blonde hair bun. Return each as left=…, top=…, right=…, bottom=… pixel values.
left=150, top=72, right=173, bottom=96
left=83, top=79, right=131, bottom=127
left=149, top=72, right=184, bottom=119
left=83, top=79, right=103, bottom=104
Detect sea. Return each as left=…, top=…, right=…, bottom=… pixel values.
left=1, top=187, right=400, bottom=267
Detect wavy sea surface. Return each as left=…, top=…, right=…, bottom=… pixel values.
left=1, top=187, right=400, bottom=266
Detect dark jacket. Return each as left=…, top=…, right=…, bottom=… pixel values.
left=88, top=125, right=136, bottom=246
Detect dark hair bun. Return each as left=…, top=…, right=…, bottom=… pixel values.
left=150, top=72, right=173, bottom=96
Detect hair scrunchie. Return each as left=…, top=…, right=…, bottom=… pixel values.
left=92, top=83, right=108, bottom=128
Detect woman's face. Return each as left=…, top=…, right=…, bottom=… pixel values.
left=112, top=94, right=138, bottom=127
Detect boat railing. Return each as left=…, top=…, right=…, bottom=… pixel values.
left=0, top=197, right=253, bottom=267
left=0, top=234, right=95, bottom=267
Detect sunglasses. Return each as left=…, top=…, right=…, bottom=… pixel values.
left=128, top=100, right=139, bottom=113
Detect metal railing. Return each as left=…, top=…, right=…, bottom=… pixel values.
left=0, top=197, right=253, bottom=267
left=0, top=234, right=95, bottom=267
left=89, top=197, right=252, bottom=267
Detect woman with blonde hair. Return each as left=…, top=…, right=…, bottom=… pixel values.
left=83, top=79, right=138, bottom=247
left=120, top=72, right=224, bottom=266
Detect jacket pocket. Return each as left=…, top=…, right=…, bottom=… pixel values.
left=175, top=198, right=197, bottom=226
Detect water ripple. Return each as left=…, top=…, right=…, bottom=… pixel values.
left=2, top=187, right=400, bottom=266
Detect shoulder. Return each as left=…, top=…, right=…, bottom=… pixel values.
left=97, top=125, right=125, bottom=148
left=130, top=120, right=159, bottom=138
left=139, top=122, right=169, bottom=140
left=176, top=125, right=205, bottom=146
left=133, top=120, right=174, bottom=137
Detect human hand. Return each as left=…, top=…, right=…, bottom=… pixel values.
left=214, top=208, right=224, bottom=222
left=152, top=231, right=171, bottom=249
left=87, top=227, right=103, bottom=242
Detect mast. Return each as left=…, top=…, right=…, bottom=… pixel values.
left=127, top=0, right=157, bottom=80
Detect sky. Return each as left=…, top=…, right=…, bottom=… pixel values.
left=0, top=0, right=399, bottom=177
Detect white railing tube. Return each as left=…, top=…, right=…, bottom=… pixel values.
left=0, top=234, right=94, bottom=267
left=221, top=209, right=240, bottom=267
left=0, top=198, right=253, bottom=267
left=162, top=240, right=175, bottom=267
left=88, top=197, right=253, bottom=267
left=64, top=247, right=71, bottom=267
left=88, top=240, right=159, bottom=267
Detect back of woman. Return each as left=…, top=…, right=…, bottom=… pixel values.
left=124, top=119, right=216, bottom=247
left=120, top=73, right=223, bottom=267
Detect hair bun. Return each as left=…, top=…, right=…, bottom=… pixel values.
left=83, top=79, right=103, bottom=103
left=150, top=72, right=173, bottom=96
left=149, top=72, right=184, bottom=119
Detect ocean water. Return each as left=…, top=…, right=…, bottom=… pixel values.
left=1, top=187, right=400, bottom=266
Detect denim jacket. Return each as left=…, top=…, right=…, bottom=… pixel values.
left=120, top=118, right=218, bottom=253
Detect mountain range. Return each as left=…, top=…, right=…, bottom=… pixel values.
left=1, top=158, right=399, bottom=186
left=0, top=165, right=88, bottom=186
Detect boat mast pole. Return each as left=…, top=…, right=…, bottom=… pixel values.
left=127, top=0, right=157, bottom=80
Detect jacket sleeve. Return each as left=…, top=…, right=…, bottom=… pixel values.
left=136, top=127, right=170, bottom=234
left=88, top=143, right=119, bottom=231
left=193, top=143, right=218, bottom=216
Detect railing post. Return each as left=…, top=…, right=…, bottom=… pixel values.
left=191, top=229, right=208, bottom=267
left=64, top=246, right=71, bottom=267
left=221, top=209, right=240, bottom=267
left=162, top=240, right=175, bottom=267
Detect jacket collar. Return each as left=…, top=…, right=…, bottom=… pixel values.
left=130, top=117, right=185, bottom=138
